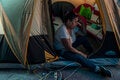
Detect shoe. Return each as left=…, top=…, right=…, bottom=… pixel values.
left=98, top=66, right=111, bottom=77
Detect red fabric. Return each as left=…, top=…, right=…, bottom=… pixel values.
left=73, top=3, right=100, bottom=16
left=94, top=10, right=100, bottom=16
left=73, top=5, right=81, bottom=13
left=83, top=3, right=95, bottom=11
left=73, top=3, right=100, bottom=27
left=73, top=3, right=95, bottom=27
left=78, top=15, right=87, bottom=27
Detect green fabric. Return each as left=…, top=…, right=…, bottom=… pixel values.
left=79, top=5, right=92, bottom=20
left=83, top=7, right=92, bottom=20
left=79, top=5, right=85, bottom=16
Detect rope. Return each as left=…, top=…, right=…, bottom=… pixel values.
left=33, top=62, right=81, bottom=80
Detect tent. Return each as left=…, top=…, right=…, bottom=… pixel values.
left=0, top=0, right=120, bottom=69
left=0, top=0, right=58, bottom=68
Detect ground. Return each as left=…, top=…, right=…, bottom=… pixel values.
left=0, top=65, right=120, bottom=80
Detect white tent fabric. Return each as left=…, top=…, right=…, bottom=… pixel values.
left=0, top=0, right=34, bottom=65
left=30, top=0, right=47, bottom=36
left=0, top=19, right=4, bottom=34
left=0, top=3, right=4, bottom=34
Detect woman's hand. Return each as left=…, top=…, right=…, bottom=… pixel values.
left=61, top=38, right=88, bottom=58
left=77, top=51, right=88, bottom=58
left=84, top=54, right=88, bottom=58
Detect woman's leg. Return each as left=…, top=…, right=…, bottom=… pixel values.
left=72, top=36, right=93, bottom=54
left=60, top=51, right=111, bottom=77
left=61, top=51, right=97, bottom=72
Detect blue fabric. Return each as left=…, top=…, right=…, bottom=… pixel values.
left=55, top=36, right=96, bottom=71
left=60, top=51, right=97, bottom=72
left=90, top=58, right=119, bottom=66
left=42, top=58, right=119, bottom=70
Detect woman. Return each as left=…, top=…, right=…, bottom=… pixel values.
left=54, top=11, right=111, bottom=77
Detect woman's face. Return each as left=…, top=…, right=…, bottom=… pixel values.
left=67, top=17, right=79, bottom=29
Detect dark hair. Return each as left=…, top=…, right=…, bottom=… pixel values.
left=63, top=11, right=78, bottom=23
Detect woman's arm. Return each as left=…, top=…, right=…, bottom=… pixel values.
left=61, top=38, right=87, bottom=58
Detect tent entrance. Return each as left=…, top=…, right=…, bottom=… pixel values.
left=51, top=0, right=120, bottom=58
